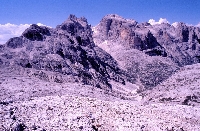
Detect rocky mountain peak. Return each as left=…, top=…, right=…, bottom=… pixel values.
left=102, top=14, right=137, bottom=24
left=55, top=14, right=93, bottom=48
left=67, top=14, right=86, bottom=21
left=102, top=14, right=125, bottom=21
left=22, top=24, right=51, bottom=41
left=62, top=14, right=90, bottom=30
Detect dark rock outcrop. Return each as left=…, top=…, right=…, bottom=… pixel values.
left=6, top=37, right=23, bottom=49
left=22, top=24, right=51, bottom=41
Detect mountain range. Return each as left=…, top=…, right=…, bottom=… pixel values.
left=0, top=14, right=200, bottom=130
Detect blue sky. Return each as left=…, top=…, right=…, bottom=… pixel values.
left=0, top=0, right=200, bottom=44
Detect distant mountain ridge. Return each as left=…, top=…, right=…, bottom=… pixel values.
left=93, top=14, right=200, bottom=88
left=0, top=14, right=200, bottom=91
left=93, top=14, right=200, bottom=65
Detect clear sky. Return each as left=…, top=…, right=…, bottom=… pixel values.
left=1, top=0, right=200, bottom=26
left=0, top=0, right=200, bottom=44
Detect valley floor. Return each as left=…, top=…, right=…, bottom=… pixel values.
left=1, top=93, right=200, bottom=131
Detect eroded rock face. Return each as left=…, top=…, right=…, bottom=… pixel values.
left=92, top=14, right=200, bottom=88
left=93, top=14, right=200, bottom=66
left=93, top=14, right=180, bottom=88
left=93, top=14, right=166, bottom=54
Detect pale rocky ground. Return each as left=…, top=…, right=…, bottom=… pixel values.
left=1, top=64, right=200, bottom=131
left=1, top=94, right=200, bottom=131
left=144, top=63, right=200, bottom=106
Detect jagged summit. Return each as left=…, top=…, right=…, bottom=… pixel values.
left=101, top=14, right=137, bottom=24
left=61, top=14, right=89, bottom=28
left=22, top=24, right=51, bottom=41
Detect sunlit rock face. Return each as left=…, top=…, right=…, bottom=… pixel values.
left=93, top=14, right=200, bottom=88
left=93, top=14, right=200, bottom=65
